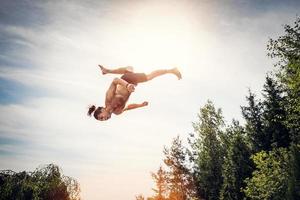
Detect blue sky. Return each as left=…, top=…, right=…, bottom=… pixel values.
left=0, top=0, right=299, bottom=199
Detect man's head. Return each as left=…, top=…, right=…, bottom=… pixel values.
left=87, top=105, right=111, bottom=121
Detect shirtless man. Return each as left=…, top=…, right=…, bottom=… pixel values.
left=87, top=65, right=182, bottom=121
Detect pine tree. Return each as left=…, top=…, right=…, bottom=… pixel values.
left=220, top=121, right=253, bottom=200
left=262, top=76, right=290, bottom=148
left=241, top=91, right=265, bottom=152
left=151, top=166, right=168, bottom=200
left=191, top=100, right=224, bottom=200
left=163, top=136, right=194, bottom=200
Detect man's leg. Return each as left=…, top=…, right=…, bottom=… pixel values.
left=146, top=67, right=182, bottom=81
left=99, top=65, right=134, bottom=75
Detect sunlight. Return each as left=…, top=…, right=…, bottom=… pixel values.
left=104, top=1, right=201, bottom=72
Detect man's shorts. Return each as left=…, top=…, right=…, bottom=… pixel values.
left=121, top=73, right=147, bottom=85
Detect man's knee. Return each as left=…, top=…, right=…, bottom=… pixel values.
left=126, top=66, right=134, bottom=73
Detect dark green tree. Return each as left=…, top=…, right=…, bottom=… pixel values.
left=241, top=91, right=266, bottom=152
left=220, top=121, right=253, bottom=200
left=190, top=100, right=225, bottom=200
left=262, top=76, right=290, bottom=148
left=0, top=164, right=80, bottom=200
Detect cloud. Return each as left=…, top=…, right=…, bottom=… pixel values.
left=0, top=0, right=299, bottom=199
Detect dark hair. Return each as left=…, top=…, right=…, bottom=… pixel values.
left=87, top=105, right=103, bottom=120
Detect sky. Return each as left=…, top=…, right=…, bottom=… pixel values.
left=0, top=0, right=299, bottom=199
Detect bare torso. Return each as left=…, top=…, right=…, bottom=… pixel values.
left=99, top=65, right=182, bottom=119
left=110, top=84, right=131, bottom=114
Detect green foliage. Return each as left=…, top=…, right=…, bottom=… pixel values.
left=262, top=76, right=290, bottom=148
left=220, top=121, right=253, bottom=200
left=242, top=76, right=291, bottom=152
left=267, top=17, right=300, bottom=67
left=243, top=17, right=300, bottom=200
left=288, top=144, right=300, bottom=199
left=137, top=17, right=300, bottom=200
left=243, top=148, right=290, bottom=200
left=268, top=16, right=300, bottom=144
left=191, top=100, right=225, bottom=200
left=0, top=164, right=80, bottom=200
left=241, top=91, right=265, bottom=152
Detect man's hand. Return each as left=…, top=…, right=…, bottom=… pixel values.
left=127, top=84, right=135, bottom=92
left=142, top=101, right=148, bottom=106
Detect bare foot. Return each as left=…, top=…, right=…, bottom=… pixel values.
left=98, top=65, right=109, bottom=75
left=172, top=68, right=182, bottom=80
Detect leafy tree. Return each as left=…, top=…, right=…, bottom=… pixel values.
left=267, top=17, right=300, bottom=199
left=268, top=17, right=300, bottom=144
left=0, top=164, right=80, bottom=200
left=288, top=144, right=300, bottom=200
left=267, top=17, right=300, bottom=67
left=243, top=148, right=290, bottom=200
left=191, top=101, right=225, bottom=200
left=220, top=121, right=253, bottom=200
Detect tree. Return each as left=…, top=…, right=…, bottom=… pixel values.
left=243, top=148, right=290, bottom=200
left=288, top=144, right=300, bottom=200
left=163, top=136, right=195, bottom=200
left=135, top=194, right=146, bottom=200
left=191, top=101, right=225, bottom=200
left=0, top=164, right=80, bottom=200
left=151, top=166, right=168, bottom=200
left=268, top=17, right=300, bottom=144
left=241, top=91, right=266, bottom=152
left=262, top=76, right=290, bottom=148
left=220, top=121, right=253, bottom=200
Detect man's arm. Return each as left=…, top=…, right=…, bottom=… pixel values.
left=123, top=101, right=148, bottom=112
left=105, top=78, right=135, bottom=105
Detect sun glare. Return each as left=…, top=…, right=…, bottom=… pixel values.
left=106, top=1, right=200, bottom=71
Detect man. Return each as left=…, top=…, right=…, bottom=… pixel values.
left=87, top=65, right=182, bottom=121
